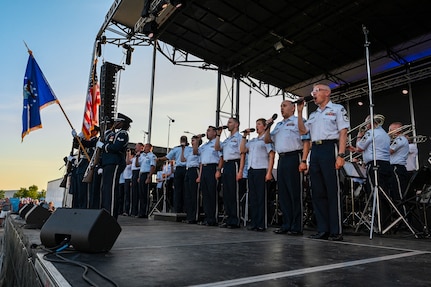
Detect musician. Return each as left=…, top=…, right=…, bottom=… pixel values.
left=130, top=143, right=144, bottom=217
left=183, top=135, right=202, bottom=224
left=120, top=149, right=133, bottom=216
left=97, top=113, right=132, bottom=219
left=194, top=126, right=222, bottom=226
left=215, top=118, right=242, bottom=229
left=388, top=122, right=409, bottom=201
left=265, top=101, right=310, bottom=235
left=136, top=143, right=157, bottom=218
left=297, top=83, right=349, bottom=241
left=157, top=136, right=191, bottom=213
left=240, top=118, right=275, bottom=232
left=354, top=115, right=392, bottom=227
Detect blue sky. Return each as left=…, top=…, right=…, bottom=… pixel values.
left=0, top=1, right=284, bottom=191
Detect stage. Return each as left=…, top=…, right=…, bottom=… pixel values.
left=1, top=213, right=430, bottom=287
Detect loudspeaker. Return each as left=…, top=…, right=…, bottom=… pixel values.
left=25, top=205, right=51, bottom=229
left=40, top=208, right=121, bottom=253
left=19, top=204, right=34, bottom=219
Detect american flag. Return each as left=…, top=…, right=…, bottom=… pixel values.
left=82, top=62, right=100, bottom=139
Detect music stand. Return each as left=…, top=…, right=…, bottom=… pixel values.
left=357, top=26, right=417, bottom=239
left=341, top=162, right=366, bottom=227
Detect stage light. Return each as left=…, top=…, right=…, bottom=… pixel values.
left=122, top=44, right=134, bottom=65
left=274, top=41, right=284, bottom=51
left=402, top=89, right=409, bottom=95
left=357, top=101, right=364, bottom=106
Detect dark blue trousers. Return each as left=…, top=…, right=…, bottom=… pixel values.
left=222, top=160, right=240, bottom=226
left=201, top=164, right=218, bottom=224
left=248, top=168, right=267, bottom=229
left=185, top=167, right=199, bottom=221
left=277, top=152, right=303, bottom=232
left=309, top=143, right=342, bottom=235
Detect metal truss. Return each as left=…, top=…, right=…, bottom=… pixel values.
left=332, top=64, right=431, bottom=103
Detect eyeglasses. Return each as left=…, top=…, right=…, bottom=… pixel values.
left=310, top=88, right=329, bottom=96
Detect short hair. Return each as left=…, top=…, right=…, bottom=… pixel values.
left=256, top=118, right=266, bottom=126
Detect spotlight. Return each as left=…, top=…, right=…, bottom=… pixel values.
left=357, top=101, right=364, bottom=106
left=274, top=41, right=284, bottom=51
left=122, top=44, right=134, bottom=65
left=402, top=89, right=409, bottom=95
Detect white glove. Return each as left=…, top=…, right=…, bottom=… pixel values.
left=71, top=129, right=77, bottom=137
left=96, top=140, right=104, bottom=149
left=97, top=168, right=103, bottom=175
left=67, top=155, right=74, bottom=162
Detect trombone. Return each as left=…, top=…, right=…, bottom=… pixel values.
left=388, top=124, right=428, bottom=144
left=346, top=114, right=385, bottom=147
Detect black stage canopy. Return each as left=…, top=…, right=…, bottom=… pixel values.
left=99, top=0, right=431, bottom=100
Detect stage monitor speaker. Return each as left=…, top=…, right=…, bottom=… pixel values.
left=25, top=205, right=51, bottom=229
left=19, top=204, right=34, bottom=219
left=40, top=208, right=121, bottom=253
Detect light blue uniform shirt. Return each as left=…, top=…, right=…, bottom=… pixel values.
left=270, top=116, right=308, bottom=153
left=185, top=145, right=200, bottom=168
left=220, top=132, right=242, bottom=161
left=390, top=135, right=409, bottom=165
left=198, top=138, right=221, bottom=164
left=246, top=135, right=274, bottom=169
left=357, top=126, right=391, bottom=164
left=138, top=152, right=157, bottom=173
left=166, top=145, right=191, bottom=167
left=304, top=101, right=350, bottom=141
left=123, top=163, right=133, bottom=179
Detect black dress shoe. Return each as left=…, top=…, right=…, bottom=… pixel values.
left=308, top=232, right=329, bottom=239
left=287, top=231, right=303, bottom=236
left=328, top=234, right=343, bottom=241
left=273, top=228, right=289, bottom=234
left=247, top=226, right=257, bottom=231
left=219, top=223, right=229, bottom=228
left=256, top=227, right=266, bottom=232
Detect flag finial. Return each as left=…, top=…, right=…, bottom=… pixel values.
left=23, top=41, right=32, bottom=55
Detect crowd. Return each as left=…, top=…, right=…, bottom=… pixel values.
left=63, top=83, right=419, bottom=242
left=0, top=197, right=56, bottom=226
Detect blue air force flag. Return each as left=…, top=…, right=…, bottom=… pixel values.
left=22, top=54, right=58, bottom=141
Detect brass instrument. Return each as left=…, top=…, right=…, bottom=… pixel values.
left=347, top=114, right=385, bottom=135
left=388, top=124, right=412, bottom=139
left=410, top=135, right=428, bottom=144
left=346, top=114, right=385, bottom=147
left=388, top=124, right=428, bottom=144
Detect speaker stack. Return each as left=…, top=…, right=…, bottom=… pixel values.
left=40, top=208, right=122, bottom=253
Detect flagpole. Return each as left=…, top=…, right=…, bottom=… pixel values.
left=24, top=42, right=91, bottom=161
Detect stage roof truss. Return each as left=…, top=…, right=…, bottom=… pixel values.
left=97, top=0, right=431, bottom=103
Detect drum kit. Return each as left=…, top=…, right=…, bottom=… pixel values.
left=341, top=114, right=430, bottom=237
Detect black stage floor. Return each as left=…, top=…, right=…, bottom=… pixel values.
left=20, top=214, right=431, bottom=287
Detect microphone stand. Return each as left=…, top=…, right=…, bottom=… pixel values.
left=362, top=25, right=417, bottom=239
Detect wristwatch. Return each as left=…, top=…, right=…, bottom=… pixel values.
left=337, top=153, right=346, bottom=158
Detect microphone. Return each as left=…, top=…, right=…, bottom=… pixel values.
left=292, top=95, right=314, bottom=104
left=265, top=114, right=278, bottom=131
left=199, top=134, right=206, bottom=138
left=217, top=125, right=228, bottom=130
left=241, top=128, right=255, bottom=133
